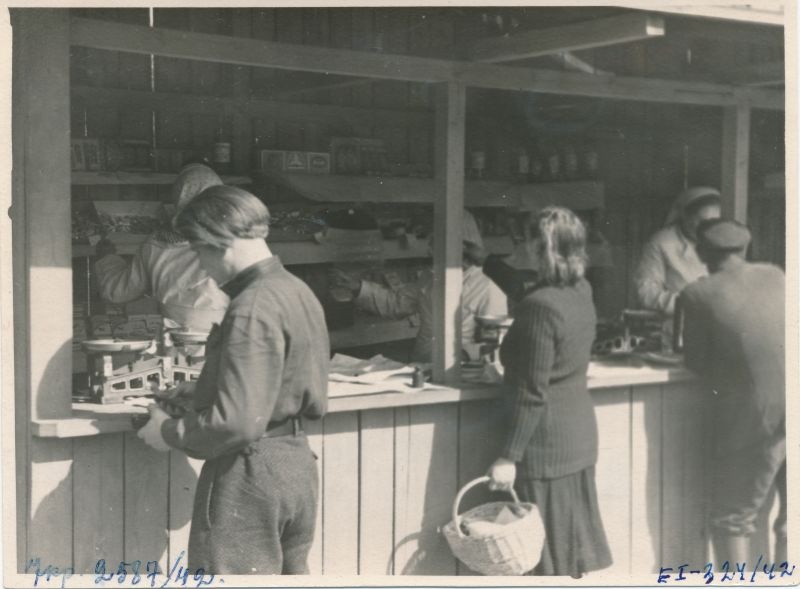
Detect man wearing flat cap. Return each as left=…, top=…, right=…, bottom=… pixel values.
left=679, top=219, right=786, bottom=568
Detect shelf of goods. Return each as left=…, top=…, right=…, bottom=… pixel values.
left=71, top=171, right=252, bottom=186
left=265, top=172, right=605, bottom=210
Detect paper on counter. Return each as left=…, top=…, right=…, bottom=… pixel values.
left=329, top=353, right=415, bottom=385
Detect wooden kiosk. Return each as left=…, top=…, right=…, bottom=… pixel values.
left=8, top=7, right=785, bottom=579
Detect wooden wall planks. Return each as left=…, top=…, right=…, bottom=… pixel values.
left=167, top=452, right=203, bottom=567
left=24, top=386, right=787, bottom=577
left=73, top=434, right=125, bottom=572
left=594, top=387, right=633, bottom=574
left=359, top=409, right=396, bottom=575
left=28, top=439, right=74, bottom=570
left=321, top=412, right=360, bottom=575
left=630, top=385, right=663, bottom=574
left=123, top=433, right=170, bottom=571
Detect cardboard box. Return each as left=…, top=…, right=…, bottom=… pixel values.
left=71, top=138, right=103, bottom=171
left=307, top=152, right=331, bottom=174
left=259, top=150, right=286, bottom=172
left=285, top=151, right=309, bottom=173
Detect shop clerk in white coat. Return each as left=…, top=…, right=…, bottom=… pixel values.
left=331, top=211, right=508, bottom=362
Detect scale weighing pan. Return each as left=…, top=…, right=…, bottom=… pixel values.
left=82, top=339, right=153, bottom=353
left=169, top=329, right=209, bottom=345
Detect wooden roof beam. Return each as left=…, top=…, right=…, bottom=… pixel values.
left=618, top=4, right=784, bottom=26
left=723, top=61, right=785, bottom=87
left=69, top=17, right=784, bottom=110
left=470, top=13, right=665, bottom=64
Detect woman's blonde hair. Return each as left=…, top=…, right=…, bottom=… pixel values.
left=531, top=206, right=588, bottom=286
left=173, top=185, right=270, bottom=249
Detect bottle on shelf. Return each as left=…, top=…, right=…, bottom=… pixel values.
left=582, top=138, right=600, bottom=180
left=528, top=141, right=544, bottom=183
left=516, top=148, right=530, bottom=184
left=212, top=119, right=232, bottom=176
left=563, top=142, right=579, bottom=181
left=544, top=140, right=562, bottom=182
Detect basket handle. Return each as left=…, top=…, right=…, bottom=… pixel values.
left=452, top=476, right=520, bottom=539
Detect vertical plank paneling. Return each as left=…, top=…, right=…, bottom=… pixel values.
left=593, top=387, right=633, bottom=575
left=661, top=383, right=710, bottom=567
left=456, top=399, right=504, bottom=575
left=304, top=417, right=324, bottom=575
left=73, top=434, right=124, bottom=573
left=359, top=408, right=395, bottom=575
left=393, top=407, right=412, bottom=573
left=123, top=433, right=169, bottom=570
left=167, top=452, right=203, bottom=567
left=393, top=404, right=458, bottom=575
left=631, top=385, right=662, bottom=574
left=28, top=439, right=73, bottom=569
left=321, top=413, right=360, bottom=575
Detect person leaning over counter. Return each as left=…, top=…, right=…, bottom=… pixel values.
left=329, top=210, right=507, bottom=362
left=679, top=219, right=786, bottom=567
left=93, top=163, right=229, bottom=332
left=487, top=207, right=612, bottom=578
left=634, top=186, right=721, bottom=316
left=463, top=209, right=614, bottom=311
left=136, top=185, right=329, bottom=575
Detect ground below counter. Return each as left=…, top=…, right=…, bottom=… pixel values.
left=32, top=359, right=695, bottom=438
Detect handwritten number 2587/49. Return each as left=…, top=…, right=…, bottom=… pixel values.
left=94, top=559, right=157, bottom=586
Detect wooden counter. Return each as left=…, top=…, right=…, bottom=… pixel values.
left=32, top=361, right=694, bottom=438
left=24, top=361, right=782, bottom=579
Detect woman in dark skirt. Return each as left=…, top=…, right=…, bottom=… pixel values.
left=486, top=206, right=612, bottom=577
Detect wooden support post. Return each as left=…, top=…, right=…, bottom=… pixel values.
left=432, top=82, right=465, bottom=384
left=721, top=103, right=751, bottom=222
left=13, top=9, right=73, bottom=420
left=11, top=8, right=74, bottom=574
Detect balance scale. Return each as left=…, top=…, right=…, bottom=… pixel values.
left=81, top=330, right=208, bottom=404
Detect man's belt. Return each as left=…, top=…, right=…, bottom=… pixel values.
left=263, top=417, right=303, bottom=438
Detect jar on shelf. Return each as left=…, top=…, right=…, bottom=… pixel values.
left=212, top=120, right=232, bottom=175
left=563, top=143, right=579, bottom=181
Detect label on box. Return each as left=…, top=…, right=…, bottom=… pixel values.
left=307, top=152, right=331, bottom=174
left=285, top=151, right=309, bottom=172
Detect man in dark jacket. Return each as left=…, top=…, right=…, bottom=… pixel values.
left=137, top=185, right=329, bottom=575
left=679, top=219, right=786, bottom=568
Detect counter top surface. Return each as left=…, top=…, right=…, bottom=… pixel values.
left=33, top=359, right=694, bottom=438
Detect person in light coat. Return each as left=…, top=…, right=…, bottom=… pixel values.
left=634, top=186, right=721, bottom=316
left=94, top=163, right=229, bottom=332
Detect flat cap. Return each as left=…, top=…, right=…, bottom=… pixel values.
left=697, top=219, right=751, bottom=252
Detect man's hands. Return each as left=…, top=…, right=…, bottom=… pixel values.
left=136, top=405, right=172, bottom=452
left=328, top=268, right=362, bottom=297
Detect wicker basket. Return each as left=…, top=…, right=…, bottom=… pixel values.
left=442, top=476, right=545, bottom=576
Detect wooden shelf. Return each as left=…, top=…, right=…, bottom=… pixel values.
left=72, top=170, right=252, bottom=186
left=265, top=172, right=605, bottom=210
left=72, top=234, right=514, bottom=261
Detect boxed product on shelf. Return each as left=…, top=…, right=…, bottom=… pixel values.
left=307, top=152, right=331, bottom=174
left=285, top=151, right=309, bottom=173
left=330, top=137, right=388, bottom=175
left=71, top=138, right=103, bottom=171
left=258, top=149, right=287, bottom=172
